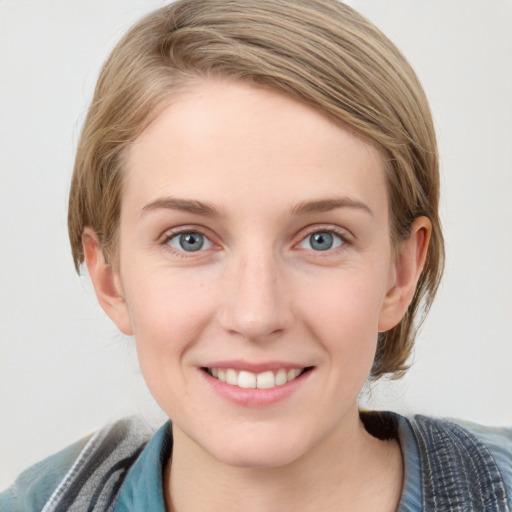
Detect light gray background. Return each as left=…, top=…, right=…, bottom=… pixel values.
left=1, top=0, right=511, bottom=488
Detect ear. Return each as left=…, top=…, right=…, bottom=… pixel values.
left=378, top=217, right=431, bottom=332
left=82, top=228, right=134, bottom=336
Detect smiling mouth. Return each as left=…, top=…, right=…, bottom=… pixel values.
left=203, top=367, right=311, bottom=389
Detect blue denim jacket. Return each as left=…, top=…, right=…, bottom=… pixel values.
left=1, top=413, right=511, bottom=511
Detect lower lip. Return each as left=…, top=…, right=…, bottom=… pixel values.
left=200, top=368, right=313, bottom=408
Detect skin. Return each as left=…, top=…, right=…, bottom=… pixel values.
left=84, top=79, right=430, bottom=511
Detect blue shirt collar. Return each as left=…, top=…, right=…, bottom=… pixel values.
left=113, top=414, right=422, bottom=511
left=114, top=421, right=172, bottom=512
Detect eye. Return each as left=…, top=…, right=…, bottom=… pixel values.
left=298, top=231, right=344, bottom=251
left=167, top=232, right=213, bottom=252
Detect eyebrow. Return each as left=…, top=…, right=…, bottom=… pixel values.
left=141, top=195, right=373, bottom=218
left=291, top=197, right=373, bottom=216
left=141, top=197, right=219, bottom=216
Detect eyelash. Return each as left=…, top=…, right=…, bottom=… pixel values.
left=160, top=227, right=216, bottom=257
left=159, top=225, right=351, bottom=256
left=296, top=226, right=350, bottom=253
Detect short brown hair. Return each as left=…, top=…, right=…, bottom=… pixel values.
left=68, top=0, right=444, bottom=379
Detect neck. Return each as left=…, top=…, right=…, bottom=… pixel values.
left=164, top=408, right=403, bottom=512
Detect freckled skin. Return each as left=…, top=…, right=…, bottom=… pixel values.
left=85, top=79, right=429, bottom=510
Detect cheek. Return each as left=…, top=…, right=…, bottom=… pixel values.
left=123, top=269, right=216, bottom=360
left=290, top=270, right=388, bottom=423
left=122, top=270, right=219, bottom=415
left=298, top=269, right=388, bottom=359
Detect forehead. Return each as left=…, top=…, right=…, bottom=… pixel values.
left=122, top=79, right=388, bottom=220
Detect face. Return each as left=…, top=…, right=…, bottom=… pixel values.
left=102, top=80, right=410, bottom=468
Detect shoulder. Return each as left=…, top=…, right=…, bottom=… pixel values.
left=0, top=417, right=154, bottom=512
left=450, top=418, right=512, bottom=490
left=410, top=415, right=512, bottom=470
left=402, top=414, right=512, bottom=511
left=0, top=435, right=90, bottom=512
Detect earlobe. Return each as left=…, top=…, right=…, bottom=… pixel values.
left=82, top=228, right=134, bottom=336
left=378, top=217, right=431, bottom=332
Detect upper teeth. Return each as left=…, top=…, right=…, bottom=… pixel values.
left=210, top=368, right=303, bottom=389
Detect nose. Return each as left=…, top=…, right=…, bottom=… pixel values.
left=217, top=251, right=294, bottom=342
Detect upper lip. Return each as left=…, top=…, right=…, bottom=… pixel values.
left=201, top=360, right=311, bottom=373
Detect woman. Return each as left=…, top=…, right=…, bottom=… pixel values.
left=1, top=1, right=511, bottom=510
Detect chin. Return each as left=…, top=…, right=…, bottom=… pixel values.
left=202, top=428, right=311, bottom=469
left=217, top=445, right=303, bottom=469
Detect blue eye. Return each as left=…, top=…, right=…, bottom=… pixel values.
left=299, top=231, right=343, bottom=251
left=167, top=232, right=212, bottom=252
